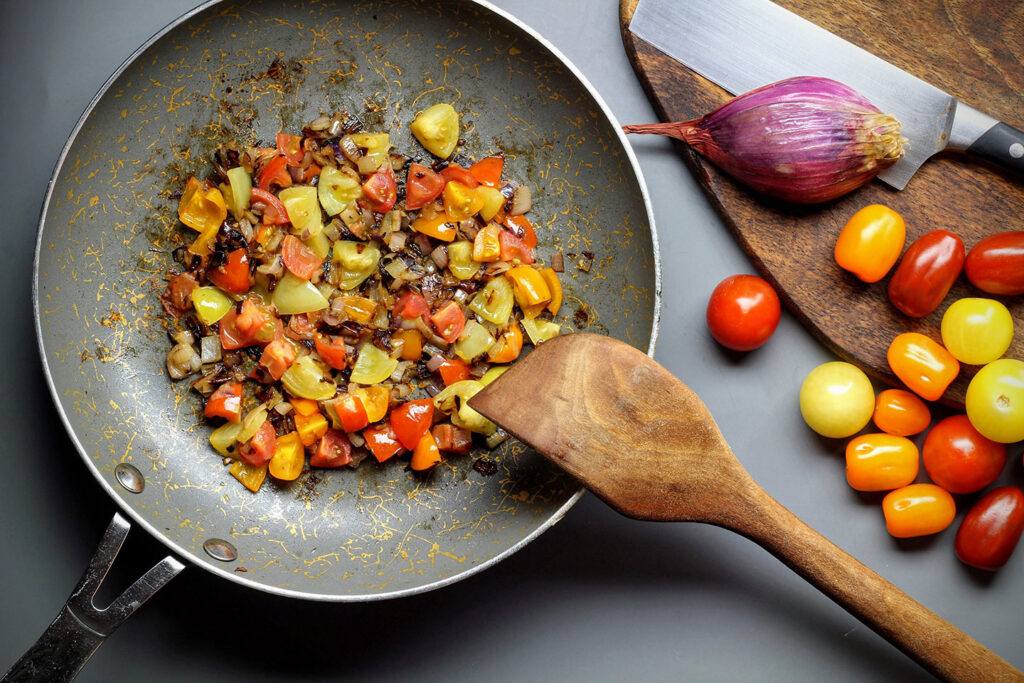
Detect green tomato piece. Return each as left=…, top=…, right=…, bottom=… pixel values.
left=304, top=231, right=331, bottom=260
left=447, top=240, right=480, bottom=280
left=940, top=298, right=1013, bottom=365
left=965, top=358, right=1024, bottom=443
left=349, top=343, right=398, bottom=385
left=479, top=365, right=509, bottom=386
left=431, top=379, right=495, bottom=435
left=272, top=272, right=329, bottom=315
left=332, top=240, right=380, bottom=290
left=799, top=362, right=874, bottom=439
left=281, top=356, right=337, bottom=400
left=454, top=321, right=495, bottom=361
left=278, top=185, right=323, bottom=237
left=317, top=166, right=361, bottom=216
left=468, top=277, right=514, bottom=325
left=226, top=166, right=251, bottom=220
left=210, top=421, right=242, bottom=456
left=521, top=318, right=561, bottom=345
left=191, top=286, right=233, bottom=325
left=410, top=103, right=460, bottom=158
left=349, top=132, right=391, bottom=168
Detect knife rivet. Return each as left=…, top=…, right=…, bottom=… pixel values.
left=1010, top=143, right=1024, bottom=159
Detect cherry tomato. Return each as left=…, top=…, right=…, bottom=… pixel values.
left=410, top=431, right=442, bottom=471
left=887, top=333, right=959, bottom=401
left=503, top=214, right=538, bottom=250
left=799, top=362, right=875, bottom=438
left=249, top=187, right=289, bottom=225
left=310, top=429, right=352, bottom=468
left=965, top=358, right=1024, bottom=443
left=394, top=290, right=431, bottom=320
left=390, top=399, right=435, bottom=450
left=204, top=382, right=242, bottom=423
left=206, top=248, right=251, bottom=295
left=332, top=394, right=369, bottom=433
left=922, top=415, right=1006, bottom=494
left=314, top=333, right=348, bottom=370
left=405, top=163, right=445, bottom=210
left=499, top=229, right=534, bottom=265
left=438, top=358, right=471, bottom=386
left=940, top=298, right=1013, bottom=366
left=882, top=483, right=956, bottom=538
left=706, top=275, right=781, bottom=352
left=258, top=155, right=292, bottom=192
left=872, top=389, right=930, bottom=436
left=238, top=421, right=277, bottom=467
left=280, top=235, right=323, bottom=280
left=361, top=165, right=397, bottom=213
left=834, top=204, right=906, bottom=283
left=845, top=433, right=919, bottom=492
left=430, top=301, right=466, bottom=344
left=955, top=487, right=1024, bottom=571
left=468, top=155, right=504, bottom=188
left=887, top=230, right=964, bottom=318
left=964, top=231, right=1024, bottom=296
left=276, top=133, right=305, bottom=166
left=364, top=423, right=405, bottom=462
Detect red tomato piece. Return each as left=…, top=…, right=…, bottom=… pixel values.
left=235, top=299, right=267, bottom=338
left=922, top=415, right=1006, bottom=494
left=706, top=275, right=781, bottom=352
left=310, top=429, right=352, bottom=468
left=218, top=309, right=247, bottom=350
left=440, top=165, right=479, bottom=189
left=364, top=423, right=406, bottom=462
left=258, top=155, right=292, bottom=192
left=430, top=301, right=466, bottom=344
left=334, top=394, right=369, bottom=433
left=887, top=230, right=965, bottom=318
left=468, top=155, right=504, bottom=188
left=238, top=421, right=277, bottom=466
left=955, top=486, right=1024, bottom=571
left=280, top=235, right=323, bottom=280
left=276, top=133, right=305, bottom=166
left=394, top=290, right=430, bottom=320
left=499, top=229, right=535, bottom=265
left=964, top=231, right=1024, bottom=296
left=204, top=382, right=242, bottom=423
left=431, top=423, right=472, bottom=454
left=361, top=165, right=397, bottom=213
left=390, top=398, right=435, bottom=450
left=250, top=187, right=290, bottom=226
left=503, top=214, right=537, bottom=249
left=405, top=163, right=445, bottom=210
left=206, top=248, right=251, bottom=295
left=259, top=339, right=296, bottom=380
left=438, top=358, right=471, bottom=386
left=314, top=334, right=349, bottom=370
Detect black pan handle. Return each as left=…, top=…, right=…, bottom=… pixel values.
left=1, top=513, right=185, bottom=682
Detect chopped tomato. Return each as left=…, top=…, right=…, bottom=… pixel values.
left=488, top=324, right=523, bottom=363
left=432, top=423, right=472, bottom=454
left=332, top=394, right=369, bottom=433
left=390, top=398, right=435, bottom=450
left=314, top=333, right=349, bottom=370
left=468, top=155, right=504, bottom=188
left=364, top=423, right=405, bottom=462
left=276, top=133, right=305, bottom=166
left=238, top=421, right=276, bottom=466
left=394, top=290, right=430, bottom=320
left=285, top=313, right=316, bottom=341
left=281, top=235, right=323, bottom=280
left=289, top=163, right=320, bottom=184
left=503, top=214, right=537, bottom=249
left=438, top=358, right=471, bottom=385
left=310, top=429, right=352, bottom=468
left=410, top=431, right=442, bottom=471
left=204, top=382, right=242, bottom=423
left=440, top=165, right=478, bottom=189
left=430, top=301, right=466, bottom=344
left=259, top=339, right=296, bottom=380
left=405, top=163, right=445, bottom=210
left=207, top=248, right=251, bottom=294
left=393, top=329, right=423, bottom=361
left=218, top=309, right=248, bottom=350
left=472, top=223, right=502, bottom=262
left=258, top=155, right=292, bottom=192
left=355, top=385, right=390, bottom=423
left=499, top=229, right=534, bottom=265
left=219, top=300, right=270, bottom=350
left=290, top=397, right=320, bottom=416
left=236, top=299, right=268, bottom=338
left=411, top=214, right=457, bottom=241
left=361, top=165, right=397, bottom=213
left=250, top=187, right=289, bottom=225
left=294, top=412, right=329, bottom=447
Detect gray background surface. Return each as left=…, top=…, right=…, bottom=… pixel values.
left=1, top=1, right=1021, bottom=681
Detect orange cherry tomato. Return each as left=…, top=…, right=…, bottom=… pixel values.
left=845, top=433, right=919, bottom=492
left=503, top=214, right=537, bottom=249
left=331, top=394, right=369, bottom=433
left=922, top=415, right=1006, bottom=494
left=488, top=324, right=523, bottom=363
left=834, top=204, right=906, bottom=283
left=390, top=398, right=435, bottom=450
left=882, top=483, right=956, bottom=538
left=410, top=430, right=442, bottom=471
left=886, top=333, right=959, bottom=401
left=204, top=382, right=242, bottom=423
left=872, top=389, right=931, bottom=436
left=468, top=155, right=504, bottom=188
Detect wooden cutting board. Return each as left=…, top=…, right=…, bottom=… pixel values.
left=621, top=0, right=1024, bottom=407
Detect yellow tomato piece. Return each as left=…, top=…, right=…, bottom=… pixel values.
left=178, top=177, right=227, bottom=234
left=317, top=166, right=362, bottom=216
left=410, top=103, right=460, bottom=158
left=281, top=356, right=337, bottom=400
left=349, top=344, right=398, bottom=385
left=476, top=186, right=505, bottom=222
left=443, top=181, right=484, bottom=221
left=472, top=223, right=502, bottom=262
left=520, top=318, right=560, bottom=345
left=332, top=241, right=381, bottom=290
left=355, top=385, right=390, bottom=423
left=279, top=185, right=323, bottom=238
left=268, top=431, right=304, bottom=481
left=340, top=295, right=377, bottom=323
left=505, top=266, right=551, bottom=307
left=191, top=286, right=233, bottom=325
left=226, top=167, right=252, bottom=220
left=538, top=268, right=562, bottom=315
left=272, top=272, right=329, bottom=315
left=480, top=365, right=509, bottom=386
left=411, top=214, right=457, bottom=242
left=229, top=461, right=267, bottom=493
left=294, top=412, right=329, bottom=447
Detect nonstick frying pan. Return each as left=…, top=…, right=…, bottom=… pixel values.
left=15, top=0, right=659, bottom=676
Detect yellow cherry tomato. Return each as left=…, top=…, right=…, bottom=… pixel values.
left=965, top=358, right=1024, bottom=443
left=834, top=204, right=906, bottom=283
left=799, top=362, right=875, bottom=438
left=940, top=297, right=1013, bottom=365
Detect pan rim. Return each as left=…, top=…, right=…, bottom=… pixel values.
left=32, top=0, right=661, bottom=602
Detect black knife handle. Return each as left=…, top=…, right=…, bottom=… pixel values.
left=965, top=121, right=1024, bottom=177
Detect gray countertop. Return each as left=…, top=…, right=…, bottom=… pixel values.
left=1, top=1, right=1021, bottom=681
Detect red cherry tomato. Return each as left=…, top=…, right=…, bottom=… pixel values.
left=238, top=421, right=277, bottom=467
left=706, top=275, right=781, bottom=351
left=394, top=290, right=430, bottom=320
left=249, top=187, right=289, bottom=226
left=430, top=301, right=466, bottom=344
left=206, top=248, right=251, bottom=295
left=361, top=165, right=397, bottom=213
left=314, top=333, right=348, bottom=370
left=964, top=231, right=1024, bottom=296
left=276, top=133, right=305, bottom=166
left=922, top=415, right=1006, bottom=494
left=439, top=164, right=479, bottom=189
left=258, top=155, right=292, bottom=192
left=280, top=235, right=322, bottom=280
left=887, top=230, right=965, bottom=318
left=204, top=382, right=242, bottom=423
left=405, top=163, right=445, bottom=210
left=390, top=398, right=435, bottom=450
left=310, top=429, right=352, bottom=468
left=955, top=486, right=1024, bottom=571
left=364, top=423, right=406, bottom=463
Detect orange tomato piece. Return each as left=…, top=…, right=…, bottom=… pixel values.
left=393, top=329, right=423, bottom=361
left=355, top=385, right=390, bottom=423
left=294, top=412, right=329, bottom=447
left=289, top=397, right=320, bottom=417
left=468, top=155, right=504, bottom=188
left=503, top=214, right=537, bottom=249
left=887, top=333, right=960, bottom=401
left=538, top=268, right=562, bottom=315
left=488, top=324, right=523, bottom=363
left=438, top=357, right=471, bottom=386
left=410, top=430, right=442, bottom=471
left=364, top=422, right=405, bottom=462
left=873, top=389, right=931, bottom=436
left=411, top=214, right=457, bottom=242
left=834, top=204, right=906, bottom=283
left=472, top=223, right=502, bottom=262
left=505, top=266, right=551, bottom=307
left=845, top=433, right=919, bottom=492
left=207, top=248, right=251, bottom=295
left=339, top=296, right=377, bottom=323
left=204, top=382, right=242, bottom=423
left=259, top=339, right=296, bottom=380
left=882, top=483, right=956, bottom=538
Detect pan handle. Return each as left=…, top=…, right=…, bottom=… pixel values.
left=2, top=513, right=185, bottom=682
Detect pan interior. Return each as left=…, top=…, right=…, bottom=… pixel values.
left=35, top=0, right=657, bottom=599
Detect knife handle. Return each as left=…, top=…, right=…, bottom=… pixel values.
left=963, top=120, right=1024, bottom=177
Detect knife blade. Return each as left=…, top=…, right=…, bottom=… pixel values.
left=629, top=0, right=1024, bottom=190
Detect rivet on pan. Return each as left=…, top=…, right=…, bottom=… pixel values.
left=114, top=462, right=145, bottom=493
left=203, top=538, right=238, bottom=562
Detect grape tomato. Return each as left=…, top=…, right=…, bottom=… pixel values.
left=887, top=230, right=964, bottom=318
left=845, top=433, right=919, bottom=492
left=872, top=389, right=930, bottom=436
left=887, top=333, right=959, bottom=402
left=834, top=204, right=906, bottom=283
left=882, top=484, right=956, bottom=538
left=964, top=231, right=1024, bottom=296
left=955, top=487, right=1024, bottom=571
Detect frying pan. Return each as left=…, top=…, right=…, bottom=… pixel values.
left=14, top=0, right=659, bottom=677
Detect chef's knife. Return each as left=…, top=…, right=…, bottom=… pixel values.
left=629, top=0, right=1024, bottom=190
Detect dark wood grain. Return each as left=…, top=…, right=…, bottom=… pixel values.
left=620, top=0, right=1024, bottom=406
left=470, top=333, right=1024, bottom=682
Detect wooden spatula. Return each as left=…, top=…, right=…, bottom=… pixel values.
left=468, top=333, right=1022, bottom=682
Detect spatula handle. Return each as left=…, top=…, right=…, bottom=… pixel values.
left=725, top=483, right=1022, bottom=682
